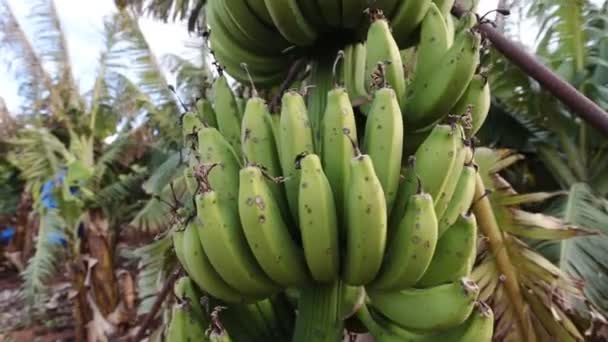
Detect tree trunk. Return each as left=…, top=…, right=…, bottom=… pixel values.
left=83, top=208, right=119, bottom=317
left=5, top=191, right=33, bottom=270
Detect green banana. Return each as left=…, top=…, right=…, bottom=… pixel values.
left=223, top=0, right=290, bottom=54
left=343, top=150, right=388, bottom=285
left=166, top=303, right=187, bottom=342
left=196, top=191, right=280, bottom=297
left=264, top=0, right=318, bottom=46
left=196, top=98, right=218, bottom=128
left=241, top=95, right=289, bottom=219
left=197, top=126, right=241, bottom=210
left=411, top=124, right=461, bottom=211
left=298, top=153, right=340, bottom=283
left=181, top=222, right=247, bottom=303
left=405, top=29, right=481, bottom=129
left=270, top=293, right=296, bottom=337
left=433, top=0, right=456, bottom=45
left=213, top=75, right=243, bottom=155
left=431, top=301, right=494, bottom=341
left=390, top=0, right=432, bottom=48
left=246, top=0, right=274, bottom=26
left=368, top=278, right=480, bottom=332
left=452, top=74, right=491, bottom=138
left=218, top=302, right=273, bottom=342
left=341, top=0, right=367, bottom=28
left=182, top=111, right=204, bottom=139
left=320, top=88, right=358, bottom=224
left=238, top=165, right=311, bottom=287
left=388, top=162, right=417, bottom=236
left=172, top=226, right=190, bottom=274
left=416, top=213, right=478, bottom=287
left=343, top=44, right=356, bottom=97
left=455, top=11, right=477, bottom=35
left=255, top=298, right=286, bottom=340
left=365, top=17, right=406, bottom=102
left=316, top=0, right=342, bottom=27
left=370, top=189, right=438, bottom=290
left=296, top=0, right=329, bottom=30
left=174, top=276, right=207, bottom=322
left=350, top=42, right=371, bottom=108
left=437, top=163, right=477, bottom=237
left=208, top=0, right=269, bottom=55
left=433, top=140, right=469, bottom=220
left=363, top=87, right=404, bottom=214
left=416, top=3, right=451, bottom=79
left=357, top=304, right=427, bottom=342
left=279, top=90, right=316, bottom=220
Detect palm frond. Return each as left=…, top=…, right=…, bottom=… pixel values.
left=27, top=0, right=80, bottom=111
left=90, top=171, right=149, bottom=209
left=7, top=127, right=71, bottom=189
left=545, top=183, right=608, bottom=319
left=132, top=231, right=176, bottom=315
left=472, top=147, right=603, bottom=340
left=115, top=9, right=182, bottom=141
left=0, top=0, right=57, bottom=115
left=162, top=51, right=211, bottom=101
left=20, top=208, right=68, bottom=305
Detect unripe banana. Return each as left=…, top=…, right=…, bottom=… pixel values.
left=365, top=17, right=406, bottom=102
left=166, top=303, right=187, bottom=342
left=388, top=160, right=416, bottom=235
left=350, top=42, right=371, bottom=107
left=197, top=126, right=241, bottom=210
left=270, top=293, right=296, bottom=336
left=174, top=276, right=207, bottom=322
left=390, top=0, right=432, bottom=48
left=356, top=303, right=428, bottom=342
left=223, top=0, right=291, bottom=54
left=238, top=165, right=311, bottom=287
left=182, top=111, right=204, bottom=140
left=181, top=222, right=247, bottom=303
left=416, top=3, right=451, bottom=78
left=455, top=11, right=477, bottom=36
left=433, top=0, right=456, bottom=46
left=173, top=227, right=190, bottom=274
left=411, top=124, right=461, bottom=211
left=433, top=141, right=469, bottom=219
left=196, top=98, right=218, bottom=128
left=196, top=191, right=280, bottom=297
left=371, top=189, right=438, bottom=290
left=255, top=298, right=286, bottom=340
left=264, top=0, right=318, bottom=46
left=278, top=91, right=315, bottom=221
left=343, top=151, right=388, bottom=285
left=246, top=0, right=274, bottom=26
left=363, top=87, right=404, bottom=214
left=297, top=153, right=340, bottom=283
left=368, top=278, right=480, bottom=332
left=431, top=301, right=494, bottom=341
left=241, top=95, right=289, bottom=219
left=321, top=88, right=358, bottom=224
left=213, top=75, right=243, bottom=155
left=452, top=75, right=491, bottom=138
left=405, top=29, right=481, bottom=129
left=416, top=213, right=478, bottom=287
left=437, top=163, right=477, bottom=237
left=343, top=44, right=356, bottom=97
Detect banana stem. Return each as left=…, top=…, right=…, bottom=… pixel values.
left=472, top=174, right=531, bottom=341
left=308, top=55, right=335, bottom=150
left=292, top=281, right=344, bottom=342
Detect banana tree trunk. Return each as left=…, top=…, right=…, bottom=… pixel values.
left=83, top=208, right=119, bottom=316
left=5, top=191, right=33, bottom=270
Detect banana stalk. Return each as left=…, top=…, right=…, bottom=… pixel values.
left=472, top=174, right=531, bottom=340
left=292, top=281, right=344, bottom=342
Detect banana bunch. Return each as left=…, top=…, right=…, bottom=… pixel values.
left=167, top=3, right=497, bottom=339
left=206, top=0, right=435, bottom=85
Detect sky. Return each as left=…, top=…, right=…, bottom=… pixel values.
left=0, top=0, right=499, bottom=114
